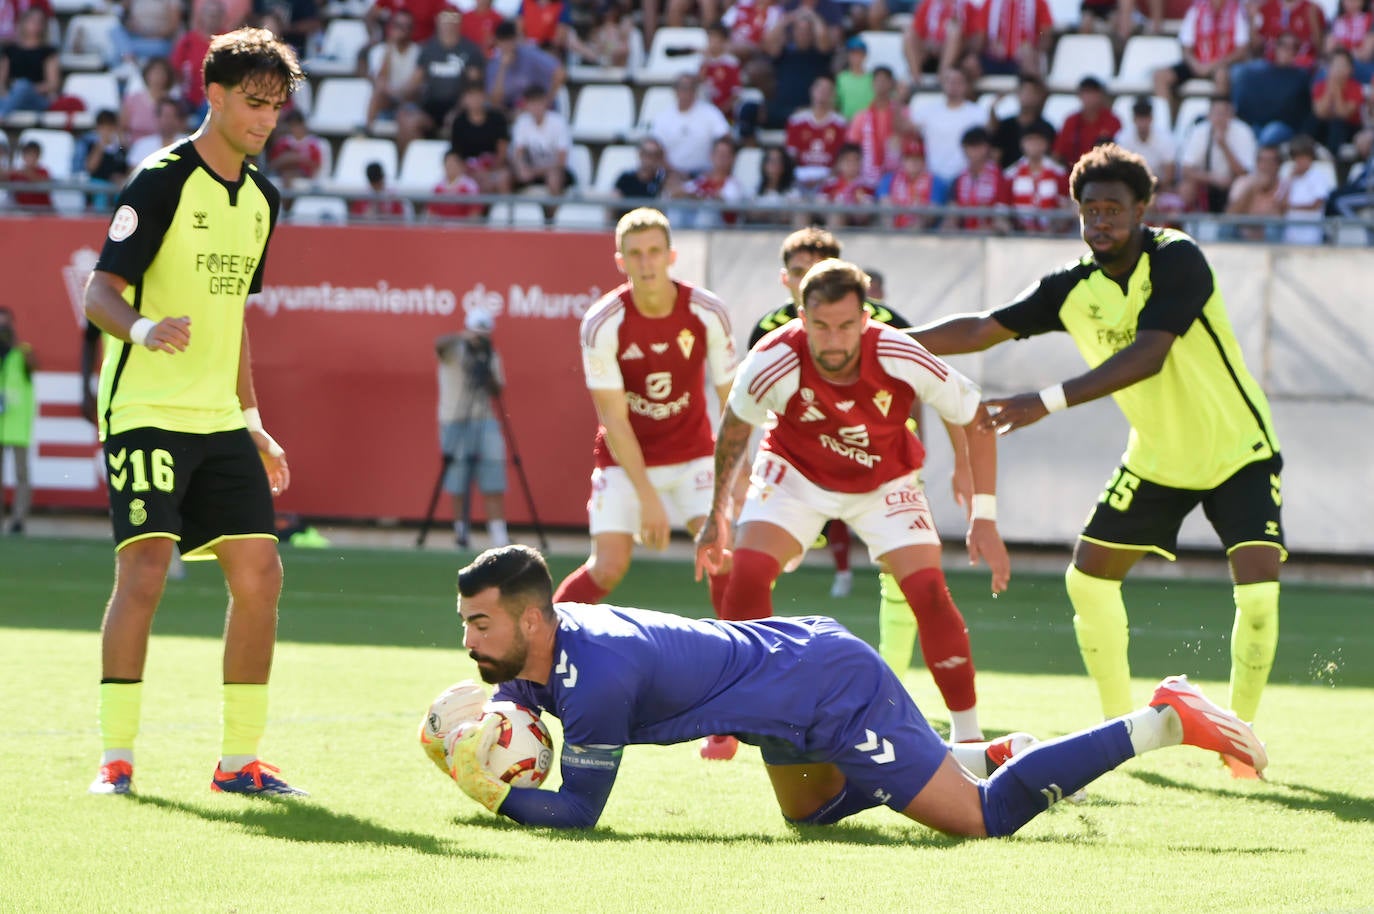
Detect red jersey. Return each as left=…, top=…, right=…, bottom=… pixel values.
left=1004, top=156, right=1066, bottom=230
left=1182, top=0, right=1247, bottom=64
left=268, top=133, right=325, bottom=179
left=953, top=161, right=1006, bottom=229
left=820, top=174, right=874, bottom=206
left=972, top=0, right=1052, bottom=62
left=521, top=0, right=563, bottom=46
left=785, top=108, right=848, bottom=169
left=1330, top=11, right=1372, bottom=52
left=580, top=280, right=738, bottom=469
left=1053, top=109, right=1122, bottom=169
left=699, top=53, right=742, bottom=115
left=427, top=175, right=482, bottom=218
left=721, top=0, right=780, bottom=47
left=846, top=103, right=901, bottom=184
left=461, top=7, right=502, bottom=49
left=8, top=165, right=51, bottom=208
left=349, top=195, right=408, bottom=218
left=912, top=0, right=967, bottom=44
left=171, top=31, right=211, bottom=108
left=729, top=323, right=980, bottom=493
left=1255, top=0, right=1325, bottom=62
left=372, top=0, right=458, bottom=42
left=887, top=169, right=934, bottom=228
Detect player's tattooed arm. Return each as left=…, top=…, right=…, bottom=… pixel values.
left=695, top=408, right=753, bottom=579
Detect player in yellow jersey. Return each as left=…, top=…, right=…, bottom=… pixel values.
left=83, top=28, right=307, bottom=796
left=912, top=144, right=1283, bottom=778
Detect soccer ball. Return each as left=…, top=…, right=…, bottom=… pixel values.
left=479, top=701, right=555, bottom=788
left=419, top=680, right=488, bottom=772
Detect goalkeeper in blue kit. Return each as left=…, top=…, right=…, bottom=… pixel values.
left=440, top=546, right=1266, bottom=834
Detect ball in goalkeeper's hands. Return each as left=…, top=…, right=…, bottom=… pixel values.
left=419, top=680, right=488, bottom=772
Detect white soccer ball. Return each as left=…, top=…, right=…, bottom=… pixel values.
left=479, top=701, right=555, bottom=788
left=419, top=680, right=488, bottom=771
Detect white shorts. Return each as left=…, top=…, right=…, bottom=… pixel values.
left=737, top=452, right=942, bottom=566
left=587, top=456, right=714, bottom=536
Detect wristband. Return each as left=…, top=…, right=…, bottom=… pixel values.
left=242, top=407, right=264, bottom=433
left=129, top=317, right=155, bottom=347
left=1039, top=383, right=1068, bottom=414
left=971, top=494, right=997, bottom=522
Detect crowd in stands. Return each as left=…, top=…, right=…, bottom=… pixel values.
left=2, top=0, right=1374, bottom=241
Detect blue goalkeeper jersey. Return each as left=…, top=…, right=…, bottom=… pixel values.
left=491, top=603, right=880, bottom=827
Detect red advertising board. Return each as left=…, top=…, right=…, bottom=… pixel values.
left=1, top=216, right=623, bottom=527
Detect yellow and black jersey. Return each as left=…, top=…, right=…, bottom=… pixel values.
left=94, top=139, right=280, bottom=439
left=993, top=225, right=1279, bottom=489
left=747, top=298, right=910, bottom=350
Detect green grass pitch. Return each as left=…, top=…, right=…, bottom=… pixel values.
left=1, top=537, right=1371, bottom=913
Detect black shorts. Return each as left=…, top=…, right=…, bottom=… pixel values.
left=1080, top=454, right=1285, bottom=560
left=103, top=426, right=277, bottom=559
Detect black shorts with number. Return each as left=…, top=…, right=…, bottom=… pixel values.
left=1080, top=454, right=1285, bottom=560
left=104, top=426, right=276, bottom=559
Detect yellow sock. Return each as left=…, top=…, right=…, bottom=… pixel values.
left=877, top=572, right=917, bottom=673
left=100, top=681, right=143, bottom=753
left=222, top=683, right=269, bottom=758
left=1066, top=565, right=1133, bottom=718
left=1229, top=581, right=1279, bottom=722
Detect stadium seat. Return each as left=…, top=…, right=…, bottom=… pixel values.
left=568, top=143, right=594, bottom=193
left=591, top=143, right=637, bottom=196
left=291, top=79, right=314, bottom=118
left=52, top=0, right=109, bottom=13
left=553, top=201, right=609, bottom=228
left=487, top=200, right=547, bottom=226
left=331, top=136, right=399, bottom=191
left=1112, top=94, right=1170, bottom=130
left=635, top=85, right=676, bottom=138
left=290, top=194, right=350, bottom=224
left=568, top=27, right=645, bottom=84
left=303, top=18, right=369, bottom=77
left=59, top=14, right=118, bottom=71
left=1047, top=0, right=1082, bottom=30
left=1173, top=95, right=1211, bottom=146
left=396, top=138, right=449, bottom=191
left=61, top=72, right=121, bottom=127
left=17, top=127, right=75, bottom=180
left=732, top=145, right=763, bottom=194
left=570, top=84, right=635, bottom=144
left=1113, top=35, right=1182, bottom=95
left=308, top=77, right=372, bottom=136
left=636, top=26, right=706, bottom=84
left=857, top=30, right=909, bottom=83
left=1045, top=34, right=1115, bottom=92
left=1041, top=93, right=1081, bottom=131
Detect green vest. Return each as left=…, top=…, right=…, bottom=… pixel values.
left=0, top=344, right=35, bottom=446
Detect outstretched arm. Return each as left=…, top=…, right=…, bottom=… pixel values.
left=496, top=746, right=623, bottom=828
left=908, top=313, right=1017, bottom=356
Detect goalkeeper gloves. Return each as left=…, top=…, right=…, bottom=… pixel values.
left=419, top=680, right=488, bottom=774
left=445, top=715, right=511, bottom=814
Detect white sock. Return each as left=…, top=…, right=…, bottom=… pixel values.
left=220, top=754, right=257, bottom=772
left=101, top=749, right=133, bottom=766
left=948, top=741, right=991, bottom=777
left=949, top=709, right=983, bottom=743
left=488, top=519, right=509, bottom=546
left=1123, top=706, right=1182, bottom=756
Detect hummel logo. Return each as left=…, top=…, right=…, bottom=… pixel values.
left=192, top=210, right=209, bottom=229
left=650, top=342, right=669, bottom=354
left=854, top=729, right=896, bottom=764
left=799, top=405, right=825, bottom=422
left=835, top=400, right=855, bottom=411
left=621, top=343, right=644, bottom=360
left=555, top=650, right=579, bottom=688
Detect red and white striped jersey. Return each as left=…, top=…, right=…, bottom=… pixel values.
left=1179, top=0, right=1249, bottom=65
left=581, top=280, right=738, bottom=469
left=785, top=108, right=849, bottom=169
left=1004, top=156, right=1066, bottom=229
left=728, top=322, right=980, bottom=492
left=911, top=0, right=969, bottom=43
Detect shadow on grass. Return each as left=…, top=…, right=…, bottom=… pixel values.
left=1125, top=769, right=1374, bottom=826
left=132, top=793, right=491, bottom=858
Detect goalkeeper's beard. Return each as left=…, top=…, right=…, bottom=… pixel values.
left=469, top=636, right=527, bottom=684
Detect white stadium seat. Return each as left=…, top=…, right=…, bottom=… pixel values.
left=1173, top=95, right=1212, bottom=146
left=591, top=143, right=638, bottom=196
left=290, top=194, right=350, bottom=224
left=636, top=26, right=706, bottom=84
left=635, top=85, right=676, bottom=137
left=568, top=143, right=594, bottom=192
left=1112, top=35, right=1182, bottom=95
left=1046, top=34, right=1115, bottom=92
left=487, top=200, right=546, bottom=226
left=308, top=77, right=372, bottom=136
left=331, top=136, right=398, bottom=191
left=303, top=18, right=369, bottom=77
left=732, top=145, right=763, bottom=195
left=61, top=72, right=120, bottom=126
left=17, top=127, right=75, bottom=180
left=59, top=14, right=118, bottom=71
left=553, top=202, right=609, bottom=229
left=857, top=30, right=909, bottom=83
left=396, top=139, right=450, bottom=191
left=570, top=84, right=635, bottom=144
left=1041, top=93, right=1081, bottom=131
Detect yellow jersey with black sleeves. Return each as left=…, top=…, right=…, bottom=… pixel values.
left=748, top=298, right=909, bottom=350
left=94, top=139, right=279, bottom=439
left=993, top=226, right=1279, bottom=490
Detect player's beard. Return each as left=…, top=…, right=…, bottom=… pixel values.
left=470, top=631, right=528, bottom=684
left=811, top=343, right=858, bottom=377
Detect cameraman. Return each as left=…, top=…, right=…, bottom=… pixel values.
left=435, top=310, right=510, bottom=549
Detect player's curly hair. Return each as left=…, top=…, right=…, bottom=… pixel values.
left=616, top=207, right=672, bottom=252
left=780, top=227, right=841, bottom=266
left=799, top=259, right=869, bottom=311
left=458, top=545, right=555, bottom=620
left=1069, top=143, right=1156, bottom=206
left=203, top=27, right=304, bottom=96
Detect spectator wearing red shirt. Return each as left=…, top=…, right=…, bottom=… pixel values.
left=1312, top=48, right=1366, bottom=152
left=819, top=142, right=875, bottom=227
left=904, top=0, right=970, bottom=79
left=1053, top=76, right=1122, bottom=170
left=845, top=66, right=911, bottom=188
left=1326, top=0, right=1374, bottom=78
left=1154, top=0, right=1250, bottom=105
left=521, top=0, right=564, bottom=49
left=950, top=126, right=1008, bottom=231
left=349, top=160, right=409, bottom=220
left=786, top=73, right=847, bottom=189
left=967, top=0, right=1053, bottom=77
left=721, top=0, right=781, bottom=58
left=669, top=135, right=745, bottom=227
left=1004, top=120, right=1067, bottom=232
left=267, top=109, right=326, bottom=185
left=884, top=146, right=934, bottom=229
left=7, top=139, right=51, bottom=210
left=367, top=0, right=457, bottom=44
left=171, top=0, right=223, bottom=114
left=460, top=0, right=502, bottom=50
left=699, top=24, right=742, bottom=118
left=1253, top=0, right=1326, bottom=65
left=428, top=149, right=483, bottom=219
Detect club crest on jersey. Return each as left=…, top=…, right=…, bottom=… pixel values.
left=129, top=498, right=147, bottom=527
left=108, top=205, right=138, bottom=242
left=873, top=390, right=893, bottom=417
left=836, top=400, right=855, bottom=412
left=650, top=342, right=669, bottom=354
left=677, top=329, right=695, bottom=359
left=800, top=387, right=814, bottom=402
left=255, top=211, right=264, bottom=241
left=621, top=343, right=644, bottom=360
